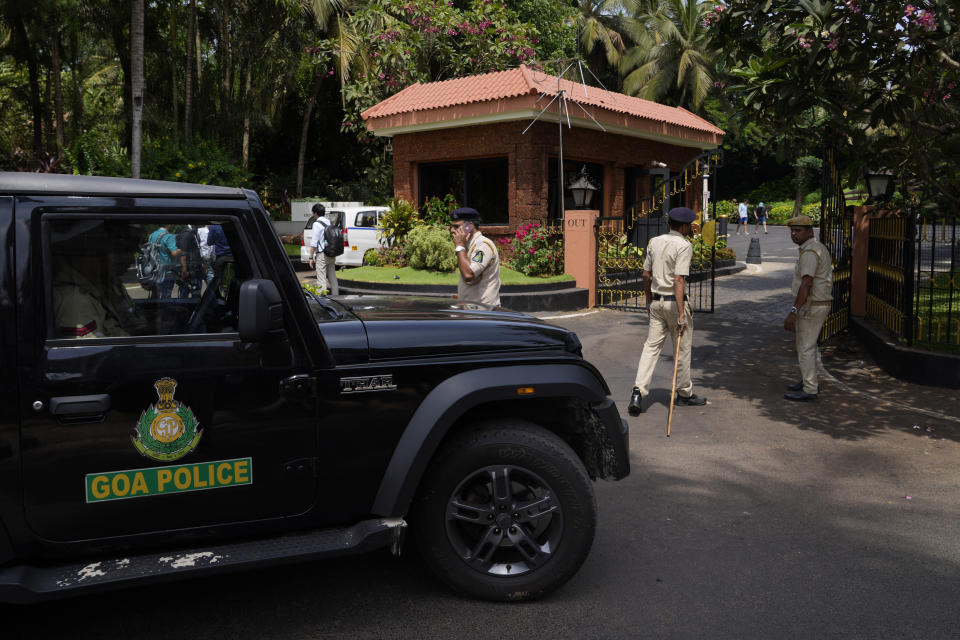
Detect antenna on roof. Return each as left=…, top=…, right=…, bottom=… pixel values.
left=522, top=58, right=606, bottom=221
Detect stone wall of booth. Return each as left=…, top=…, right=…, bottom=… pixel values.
left=390, top=120, right=705, bottom=241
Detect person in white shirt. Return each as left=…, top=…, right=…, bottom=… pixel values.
left=307, top=203, right=338, bottom=295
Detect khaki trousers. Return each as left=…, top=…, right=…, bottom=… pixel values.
left=315, top=253, right=338, bottom=295
left=634, top=300, right=694, bottom=398
left=796, top=303, right=830, bottom=394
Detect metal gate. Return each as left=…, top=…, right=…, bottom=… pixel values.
left=819, top=147, right=853, bottom=340
left=596, top=150, right=724, bottom=312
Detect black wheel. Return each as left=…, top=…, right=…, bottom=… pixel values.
left=412, top=421, right=596, bottom=601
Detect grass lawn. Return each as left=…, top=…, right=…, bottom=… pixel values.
left=339, top=266, right=574, bottom=286
left=283, top=243, right=300, bottom=257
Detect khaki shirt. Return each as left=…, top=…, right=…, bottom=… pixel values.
left=792, top=237, right=833, bottom=302
left=458, top=231, right=501, bottom=307
left=643, top=230, right=692, bottom=295
left=53, top=264, right=135, bottom=339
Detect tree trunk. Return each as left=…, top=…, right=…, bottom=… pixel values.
left=70, top=27, right=84, bottom=140
left=296, top=73, right=323, bottom=198
left=219, top=0, right=232, bottom=119
left=12, top=12, right=43, bottom=158
left=111, top=19, right=132, bottom=152
left=169, top=5, right=178, bottom=139
left=131, top=0, right=145, bottom=178
left=241, top=60, right=252, bottom=171
left=52, top=27, right=65, bottom=157
left=196, top=21, right=203, bottom=86
left=793, top=160, right=805, bottom=216
left=42, top=64, right=53, bottom=154
left=185, top=0, right=195, bottom=141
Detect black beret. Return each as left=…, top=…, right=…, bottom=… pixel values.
left=668, top=207, right=697, bottom=223
left=450, top=207, right=482, bottom=223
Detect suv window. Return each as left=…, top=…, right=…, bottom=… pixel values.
left=355, top=210, right=379, bottom=228
left=46, top=217, right=252, bottom=339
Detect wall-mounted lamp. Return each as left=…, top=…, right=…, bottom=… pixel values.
left=865, top=169, right=895, bottom=201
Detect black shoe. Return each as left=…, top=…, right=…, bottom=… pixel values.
left=786, top=381, right=804, bottom=391
left=627, top=387, right=644, bottom=415
left=675, top=394, right=707, bottom=406
left=784, top=391, right=818, bottom=401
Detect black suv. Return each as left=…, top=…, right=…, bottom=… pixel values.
left=0, top=173, right=629, bottom=603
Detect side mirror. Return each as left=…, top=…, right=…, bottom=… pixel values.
left=238, top=279, right=284, bottom=342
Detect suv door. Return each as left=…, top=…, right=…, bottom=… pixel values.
left=17, top=198, right=319, bottom=542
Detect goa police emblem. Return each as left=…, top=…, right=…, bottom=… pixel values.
left=132, top=377, right=202, bottom=461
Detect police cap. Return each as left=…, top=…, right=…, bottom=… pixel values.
left=668, top=207, right=697, bottom=224
left=786, top=215, right=815, bottom=227
left=450, top=207, right=482, bottom=223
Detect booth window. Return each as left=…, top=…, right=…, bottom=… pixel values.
left=418, top=158, right=509, bottom=224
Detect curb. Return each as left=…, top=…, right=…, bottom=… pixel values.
left=850, top=317, right=960, bottom=389
left=336, top=281, right=589, bottom=312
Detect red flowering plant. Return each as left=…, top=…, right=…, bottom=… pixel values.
left=500, top=222, right=564, bottom=277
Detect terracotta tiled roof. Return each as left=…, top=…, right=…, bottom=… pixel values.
left=362, top=64, right=724, bottom=137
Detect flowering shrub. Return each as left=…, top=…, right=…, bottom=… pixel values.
left=421, top=194, right=459, bottom=227
left=368, top=243, right=409, bottom=267
left=499, top=223, right=564, bottom=277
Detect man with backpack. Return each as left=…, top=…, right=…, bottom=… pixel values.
left=175, top=226, right=204, bottom=298
left=307, top=203, right=342, bottom=295
left=147, top=225, right=187, bottom=298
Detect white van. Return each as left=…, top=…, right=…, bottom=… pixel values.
left=300, top=206, right=390, bottom=267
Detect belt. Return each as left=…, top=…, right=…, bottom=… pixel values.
left=807, top=300, right=832, bottom=306
left=651, top=294, right=686, bottom=302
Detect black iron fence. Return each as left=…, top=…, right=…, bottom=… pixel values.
left=819, top=147, right=853, bottom=341
left=866, top=213, right=960, bottom=349
left=913, top=216, right=959, bottom=348
left=595, top=213, right=726, bottom=312
left=595, top=215, right=659, bottom=310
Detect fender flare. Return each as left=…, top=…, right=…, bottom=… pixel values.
left=371, top=364, right=608, bottom=517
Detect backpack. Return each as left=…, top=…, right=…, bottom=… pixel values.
left=321, top=219, right=345, bottom=257
left=136, top=230, right=170, bottom=291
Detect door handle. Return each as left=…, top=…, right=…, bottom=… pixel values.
left=48, top=394, right=112, bottom=416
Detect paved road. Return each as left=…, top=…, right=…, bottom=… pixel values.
left=9, top=228, right=960, bottom=639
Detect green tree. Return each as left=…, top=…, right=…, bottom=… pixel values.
left=713, top=0, right=960, bottom=211
left=621, top=0, right=717, bottom=112
left=571, top=0, right=642, bottom=72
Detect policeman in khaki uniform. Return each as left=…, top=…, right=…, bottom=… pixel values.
left=450, top=207, right=501, bottom=307
left=628, top=207, right=707, bottom=415
left=784, top=214, right=833, bottom=401
left=52, top=222, right=146, bottom=339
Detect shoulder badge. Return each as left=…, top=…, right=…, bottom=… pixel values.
left=472, top=249, right=484, bottom=263
left=132, top=378, right=202, bottom=461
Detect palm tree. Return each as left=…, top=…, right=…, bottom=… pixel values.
left=621, top=0, right=716, bottom=112
left=572, top=0, right=645, bottom=72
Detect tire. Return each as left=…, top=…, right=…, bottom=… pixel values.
left=412, top=420, right=597, bottom=601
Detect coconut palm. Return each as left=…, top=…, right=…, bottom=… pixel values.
left=621, top=0, right=716, bottom=112
left=572, top=0, right=646, bottom=71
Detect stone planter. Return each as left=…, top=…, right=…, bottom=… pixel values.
left=336, top=276, right=588, bottom=312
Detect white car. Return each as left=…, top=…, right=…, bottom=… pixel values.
left=299, top=206, right=389, bottom=267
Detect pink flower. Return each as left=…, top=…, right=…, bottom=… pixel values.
left=917, top=10, right=937, bottom=31
left=905, top=4, right=916, bottom=16
left=529, top=248, right=535, bottom=254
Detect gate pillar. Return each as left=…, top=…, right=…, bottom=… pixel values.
left=851, top=205, right=872, bottom=318
left=563, top=209, right=600, bottom=308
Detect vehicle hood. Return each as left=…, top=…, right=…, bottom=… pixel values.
left=334, top=295, right=580, bottom=360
